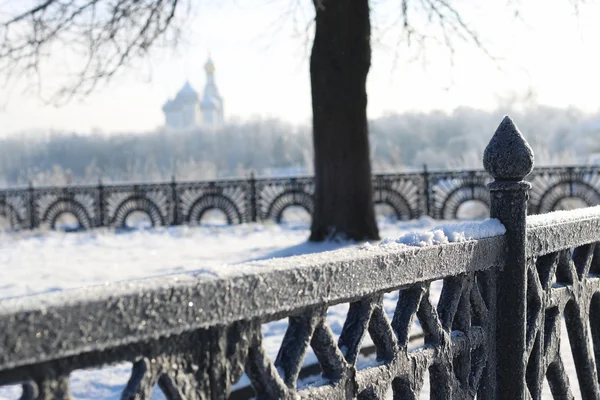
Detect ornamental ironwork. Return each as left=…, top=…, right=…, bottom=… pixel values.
left=2, top=163, right=600, bottom=231
left=2, top=117, right=600, bottom=399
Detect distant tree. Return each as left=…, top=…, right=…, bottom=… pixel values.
left=0, top=0, right=580, bottom=241
left=0, top=106, right=597, bottom=187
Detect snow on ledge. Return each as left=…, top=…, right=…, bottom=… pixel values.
left=527, top=206, right=600, bottom=229
left=374, top=219, right=506, bottom=248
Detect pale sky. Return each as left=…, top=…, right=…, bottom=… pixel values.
left=0, top=0, right=599, bottom=136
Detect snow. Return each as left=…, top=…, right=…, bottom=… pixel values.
left=379, top=218, right=506, bottom=247
left=527, top=205, right=600, bottom=228
left=0, top=224, right=347, bottom=299
left=0, top=217, right=582, bottom=399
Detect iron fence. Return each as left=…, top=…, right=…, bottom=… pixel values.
left=1, top=116, right=600, bottom=399
left=1, top=162, right=599, bottom=231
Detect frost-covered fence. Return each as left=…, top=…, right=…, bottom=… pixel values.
left=2, top=116, right=600, bottom=399
left=1, top=156, right=600, bottom=231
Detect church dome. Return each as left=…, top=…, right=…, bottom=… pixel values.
left=174, top=81, right=198, bottom=103
left=204, top=58, right=215, bottom=73
left=162, top=57, right=224, bottom=129
left=162, top=99, right=176, bottom=112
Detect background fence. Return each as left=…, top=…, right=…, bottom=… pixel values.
left=1, top=163, right=600, bottom=230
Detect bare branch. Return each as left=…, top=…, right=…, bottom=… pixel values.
left=0, top=0, right=189, bottom=104
left=5, top=0, right=56, bottom=24
left=0, top=0, right=587, bottom=105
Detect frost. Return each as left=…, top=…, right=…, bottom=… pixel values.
left=339, top=345, right=348, bottom=357
left=276, top=366, right=286, bottom=381
left=0, top=218, right=580, bottom=399
left=527, top=205, right=600, bottom=228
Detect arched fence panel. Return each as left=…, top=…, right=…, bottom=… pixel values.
left=528, top=166, right=600, bottom=214
left=111, top=196, right=164, bottom=228
left=187, top=194, right=243, bottom=225
left=256, top=177, right=315, bottom=223
left=33, top=187, right=97, bottom=231
left=0, top=191, right=27, bottom=230
left=42, top=199, right=93, bottom=231
left=372, top=174, right=423, bottom=221
left=103, top=184, right=171, bottom=229
left=264, top=191, right=314, bottom=223
left=177, top=180, right=248, bottom=225
left=429, top=171, right=492, bottom=220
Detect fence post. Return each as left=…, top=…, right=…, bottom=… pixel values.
left=567, top=165, right=575, bottom=197
left=97, top=179, right=104, bottom=228
left=171, top=175, right=179, bottom=226
left=28, top=181, right=36, bottom=229
left=249, top=172, right=257, bottom=222
left=484, top=116, right=534, bottom=400
left=422, top=164, right=430, bottom=217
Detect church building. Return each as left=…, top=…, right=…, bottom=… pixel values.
left=162, top=58, right=224, bottom=129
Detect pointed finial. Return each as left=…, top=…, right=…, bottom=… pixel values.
left=484, top=116, right=534, bottom=181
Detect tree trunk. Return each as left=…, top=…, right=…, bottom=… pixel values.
left=309, top=0, right=379, bottom=242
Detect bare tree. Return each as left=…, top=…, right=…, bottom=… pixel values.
left=308, top=0, right=497, bottom=241
left=0, top=0, right=562, bottom=241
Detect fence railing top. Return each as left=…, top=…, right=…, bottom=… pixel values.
left=527, top=205, right=600, bottom=229
left=527, top=205, right=600, bottom=257
left=0, top=229, right=507, bottom=373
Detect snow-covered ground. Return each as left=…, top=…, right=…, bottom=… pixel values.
left=0, top=218, right=582, bottom=399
